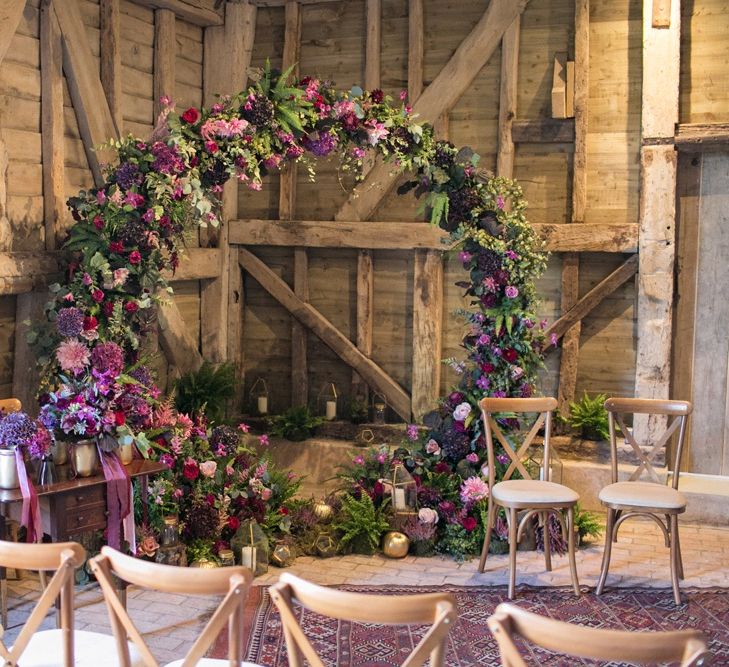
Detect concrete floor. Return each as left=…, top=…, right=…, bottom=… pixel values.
left=4, top=518, right=729, bottom=664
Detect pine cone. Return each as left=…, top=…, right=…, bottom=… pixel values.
left=242, top=94, right=275, bottom=128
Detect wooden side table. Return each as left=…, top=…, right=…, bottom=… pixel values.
left=0, top=459, right=167, bottom=628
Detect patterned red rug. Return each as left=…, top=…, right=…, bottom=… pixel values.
left=210, top=585, right=729, bottom=666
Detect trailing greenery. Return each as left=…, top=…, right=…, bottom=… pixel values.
left=269, top=406, right=324, bottom=441
left=565, top=392, right=610, bottom=441
left=173, top=362, right=235, bottom=423
left=332, top=493, right=390, bottom=555
left=573, top=503, right=603, bottom=542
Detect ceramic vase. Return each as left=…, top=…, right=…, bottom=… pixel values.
left=0, top=448, right=19, bottom=490
left=72, top=439, right=99, bottom=478
left=118, top=443, right=134, bottom=465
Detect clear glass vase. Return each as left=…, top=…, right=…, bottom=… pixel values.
left=37, top=456, right=57, bottom=486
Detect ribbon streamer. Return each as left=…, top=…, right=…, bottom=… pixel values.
left=98, top=445, right=133, bottom=552
left=15, top=449, right=41, bottom=543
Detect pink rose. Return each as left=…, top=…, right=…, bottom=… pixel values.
left=200, top=461, right=217, bottom=478
left=260, top=487, right=272, bottom=501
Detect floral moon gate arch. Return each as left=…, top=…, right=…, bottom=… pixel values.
left=33, top=64, right=547, bottom=479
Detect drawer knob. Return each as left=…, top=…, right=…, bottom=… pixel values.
left=75, top=495, right=84, bottom=503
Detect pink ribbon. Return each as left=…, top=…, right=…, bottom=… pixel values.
left=98, top=445, right=134, bottom=552
left=15, top=449, right=41, bottom=543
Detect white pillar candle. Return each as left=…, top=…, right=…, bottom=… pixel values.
left=325, top=400, right=337, bottom=420
left=257, top=396, right=268, bottom=415
left=393, top=488, right=406, bottom=510
left=240, top=546, right=257, bottom=572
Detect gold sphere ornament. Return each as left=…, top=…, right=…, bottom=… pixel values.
left=189, top=557, right=219, bottom=569
left=313, top=500, right=334, bottom=522
left=382, top=531, right=410, bottom=559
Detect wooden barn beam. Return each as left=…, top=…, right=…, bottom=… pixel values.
left=248, top=0, right=339, bottom=5
left=154, top=9, right=176, bottom=120
left=158, top=292, right=204, bottom=376
left=0, top=252, right=60, bottom=295
left=0, top=1, right=26, bottom=68
left=544, top=255, right=639, bottom=352
left=201, top=0, right=256, bottom=410
left=675, top=123, right=729, bottom=149
left=100, top=0, right=123, bottom=132
left=128, top=0, right=223, bottom=26
left=54, top=0, right=119, bottom=186
left=163, top=248, right=223, bottom=281
left=41, top=3, right=65, bottom=252
left=230, top=219, right=638, bottom=253
left=557, top=0, right=588, bottom=418
left=350, top=0, right=382, bottom=401
left=238, top=249, right=412, bottom=420
left=407, top=0, right=444, bottom=419
left=634, top=0, right=681, bottom=443
left=335, top=0, right=529, bottom=222
left=279, top=1, right=308, bottom=407
left=497, top=17, right=520, bottom=178
left=511, top=118, right=575, bottom=144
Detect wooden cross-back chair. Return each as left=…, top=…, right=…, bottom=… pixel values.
left=596, top=397, right=692, bottom=605
left=487, top=602, right=711, bottom=667
left=0, top=398, right=21, bottom=415
left=269, top=573, right=457, bottom=667
left=478, top=397, right=580, bottom=599
left=0, top=540, right=138, bottom=667
left=90, top=546, right=262, bottom=667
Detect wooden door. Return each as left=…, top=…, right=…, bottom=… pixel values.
left=674, top=152, right=729, bottom=474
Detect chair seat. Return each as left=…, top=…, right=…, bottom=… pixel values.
left=492, top=479, right=579, bottom=505
left=164, top=660, right=263, bottom=667
left=599, top=481, right=686, bottom=510
left=13, top=629, right=143, bottom=667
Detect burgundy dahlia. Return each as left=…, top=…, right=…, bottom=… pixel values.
left=90, top=342, right=125, bottom=376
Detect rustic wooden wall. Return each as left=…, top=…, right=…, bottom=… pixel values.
left=0, top=0, right=726, bottom=425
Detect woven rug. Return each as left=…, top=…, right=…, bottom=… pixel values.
left=210, top=585, right=729, bottom=666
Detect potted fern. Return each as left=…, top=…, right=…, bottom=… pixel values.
left=332, top=493, right=390, bottom=555
left=565, top=392, right=610, bottom=441
left=269, top=406, right=324, bottom=441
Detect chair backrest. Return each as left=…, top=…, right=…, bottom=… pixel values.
left=269, top=573, right=456, bottom=667
left=487, top=602, right=711, bottom=667
left=0, top=540, right=85, bottom=667
left=0, top=398, right=21, bottom=414
left=604, top=397, right=691, bottom=488
left=479, top=397, right=558, bottom=489
left=89, top=546, right=253, bottom=667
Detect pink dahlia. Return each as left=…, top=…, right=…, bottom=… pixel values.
left=56, top=339, right=90, bottom=374
left=460, top=476, right=489, bottom=504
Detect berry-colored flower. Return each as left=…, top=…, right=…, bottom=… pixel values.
left=91, top=288, right=104, bottom=303
left=228, top=516, right=240, bottom=531
left=181, top=107, right=200, bottom=124
left=466, top=452, right=479, bottom=464
left=124, top=301, right=139, bottom=313
left=91, top=341, right=125, bottom=375
left=128, top=250, right=142, bottom=265
left=425, top=439, right=441, bottom=456
left=182, top=457, right=199, bottom=480
left=503, top=348, right=518, bottom=363
left=461, top=516, right=477, bottom=532
left=102, top=301, right=115, bottom=317
left=93, top=216, right=104, bottom=230
left=505, top=285, right=519, bottom=299
left=434, top=462, right=451, bottom=474
left=259, top=434, right=269, bottom=447
left=109, top=241, right=124, bottom=253
left=370, top=89, right=384, bottom=103
left=406, top=424, right=419, bottom=441
left=83, top=316, right=98, bottom=331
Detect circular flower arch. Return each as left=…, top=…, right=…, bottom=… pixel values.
left=32, top=62, right=547, bottom=462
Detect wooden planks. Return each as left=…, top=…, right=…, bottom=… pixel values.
left=0, top=1, right=26, bottom=68
left=55, top=0, right=120, bottom=185
left=40, top=3, right=64, bottom=252
left=675, top=123, right=729, bottom=149
left=100, top=0, right=123, bottom=131
left=544, top=255, right=639, bottom=350
left=511, top=119, right=576, bottom=144
left=127, top=0, right=223, bottom=27
left=634, top=0, right=681, bottom=444
left=335, top=0, right=529, bottom=222
left=153, top=9, right=176, bottom=120
left=497, top=17, right=520, bottom=178
left=229, top=219, right=638, bottom=253
left=238, top=248, right=411, bottom=420
left=157, top=289, right=204, bottom=376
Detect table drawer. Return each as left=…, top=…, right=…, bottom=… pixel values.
left=64, top=503, right=108, bottom=534
left=62, top=486, right=105, bottom=510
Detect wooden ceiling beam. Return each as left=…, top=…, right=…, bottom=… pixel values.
left=127, top=0, right=223, bottom=26
left=238, top=248, right=412, bottom=420
left=335, top=0, right=529, bottom=222
left=0, top=0, right=26, bottom=68
left=229, top=219, right=639, bottom=253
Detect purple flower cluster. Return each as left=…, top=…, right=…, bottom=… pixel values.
left=0, top=412, right=36, bottom=448
left=113, top=161, right=143, bottom=190
left=151, top=142, right=185, bottom=175
left=56, top=307, right=85, bottom=337
left=302, top=131, right=338, bottom=157
left=129, top=365, right=153, bottom=387
left=90, top=342, right=125, bottom=376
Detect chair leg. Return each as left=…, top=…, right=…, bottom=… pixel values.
left=541, top=511, right=552, bottom=572
left=674, top=517, right=685, bottom=580
left=39, top=570, right=48, bottom=590
left=478, top=499, right=496, bottom=573
left=567, top=507, right=581, bottom=596
left=669, top=514, right=682, bottom=605
left=0, top=576, right=6, bottom=631
left=507, top=507, right=518, bottom=600
left=596, top=508, right=616, bottom=596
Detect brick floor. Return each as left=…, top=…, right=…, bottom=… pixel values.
left=3, top=518, right=728, bottom=664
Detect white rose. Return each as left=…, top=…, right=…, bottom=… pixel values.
left=418, top=508, right=439, bottom=525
